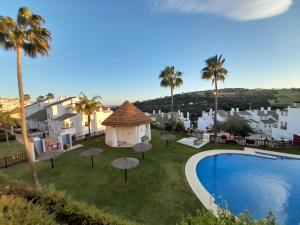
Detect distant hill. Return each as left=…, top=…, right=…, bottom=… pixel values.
left=134, top=88, right=300, bottom=121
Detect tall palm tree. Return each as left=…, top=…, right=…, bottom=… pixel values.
left=74, top=93, right=102, bottom=137
left=201, top=55, right=228, bottom=142
left=159, top=66, right=183, bottom=131
left=0, top=7, right=51, bottom=189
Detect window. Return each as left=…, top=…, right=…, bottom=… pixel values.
left=62, top=121, right=73, bottom=129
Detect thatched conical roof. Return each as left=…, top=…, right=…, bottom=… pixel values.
left=102, top=101, right=152, bottom=126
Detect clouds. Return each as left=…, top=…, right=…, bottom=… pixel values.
left=150, top=0, right=293, bottom=21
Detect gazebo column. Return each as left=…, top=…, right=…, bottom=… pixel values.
left=111, top=127, right=118, bottom=147
left=136, top=125, right=141, bottom=143
left=146, top=123, right=151, bottom=140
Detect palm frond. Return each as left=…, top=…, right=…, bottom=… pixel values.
left=17, top=7, right=32, bottom=27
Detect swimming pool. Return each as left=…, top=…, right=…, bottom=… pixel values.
left=196, top=152, right=300, bottom=225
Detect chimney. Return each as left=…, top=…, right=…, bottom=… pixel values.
left=236, top=108, right=239, bottom=112
left=180, top=112, right=183, bottom=118
left=276, top=109, right=280, bottom=114
left=153, top=110, right=156, bottom=115
left=254, top=109, right=258, bottom=114
left=187, top=112, right=190, bottom=118
left=202, top=111, right=205, bottom=117
left=260, top=107, right=264, bottom=111
left=264, top=109, right=267, bottom=115
left=267, top=107, right=271, bottom=111
left=161, top=112, right=164, bottom=117
left=159, top=110, right=161, bottom=114
left=209, top=109, right=213, bottom=116
left=178, top=110, right=180, bottom=115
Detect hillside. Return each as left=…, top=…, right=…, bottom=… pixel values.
left=134, top=88, right=300, bottom=121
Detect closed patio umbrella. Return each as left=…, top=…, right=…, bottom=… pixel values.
left=133, top=142, right=152, bottom=160
left=37, top=150, right=64, bottom=169
left=111, top=157, right=139, bottom=183
left=160, top=134, right=175, bottom=149
left=79, top=148, right=103, bottom=168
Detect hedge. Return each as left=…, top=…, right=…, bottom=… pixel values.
left=0, top=195, right=58, bottom=225
left=0, top=175, right=139, bottom=225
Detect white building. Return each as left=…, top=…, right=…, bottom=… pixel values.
left=26, top=96, right=112, bottom=138
left=272, top=102, right=300, bottom=141
left=197, top=107, right=279, bottom=135
left=102, top=101, right=152, bottom=147
left=150, top=109, right=191, bottom=130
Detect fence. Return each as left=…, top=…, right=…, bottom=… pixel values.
left=209, top=135, right=299, bottom=150
left=0, top=152, right=28, bottom=169
left=72, top=131, right=105, bottom=144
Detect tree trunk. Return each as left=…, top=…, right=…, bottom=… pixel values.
left=88, top=115, right=91, bottom=137
left=17, top=46, right=41, bottom=190
left=171, top=87, right=174, bottom=132
left=5, top=130, right=9, bottom=147
left=214, top=75, right=218, bottom=143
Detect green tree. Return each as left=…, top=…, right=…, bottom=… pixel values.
left=36, top=95, right=45, bottom=103
left=0, top=112, right=16, bottom=147
left=201, top=55, right=228, bottom=142
left=0, top=7, right=51, bottom=190
left=74, top=93, right=102, bottom=137
left=223, top=115, right=252, bottom=137
left=46, top=92, right=54, bottom=100
left=159, top=66, right=183, bottom=131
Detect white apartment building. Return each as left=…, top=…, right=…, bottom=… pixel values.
left=0, top=97, right=32, bottom=112
left=150, top=109, right=191, bottom=130
left=197, top=107, right=279, bottom=135
left=272, top=102, right=300, bottom=141
left=26, top=96, right=112, bottom=138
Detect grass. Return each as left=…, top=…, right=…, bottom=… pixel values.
left=0, top=130, right=241, bottom=225
left=270, top=89, right=300, bottom=107
left=0, top=140, right=24, bottom=158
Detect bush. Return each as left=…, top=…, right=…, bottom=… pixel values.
left=223, top=115, right=252, bottom=137
left=0, top=195, right=58, bottom=225
left=25, top=185, right=138, bottom=225
left=181, top=209, right=277, bottom=225
left=0, top=132, right=16, bottom=142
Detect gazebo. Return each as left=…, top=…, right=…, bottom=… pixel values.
left=102, top=101, right=152, bottom=147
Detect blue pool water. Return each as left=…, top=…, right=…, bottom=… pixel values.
left=196, top=153, right=300, bottom=225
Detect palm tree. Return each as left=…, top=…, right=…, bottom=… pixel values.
left=46, top=92, right=54, bottom=100
left=74, top=93, right=102, bottom=137
left=159, top=66, right=183, bottom=131
left=201, top=55, right=228, bottom=142
left=0, top=7, right=51, bottom=189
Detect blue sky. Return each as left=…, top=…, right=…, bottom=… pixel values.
left=1, top=0, right=299, bottom=105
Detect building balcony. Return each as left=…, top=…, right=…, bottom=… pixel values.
left=280, top=126, right=287, bottom=130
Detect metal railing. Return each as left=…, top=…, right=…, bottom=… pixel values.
left=72, top=130, right=105, bottom=144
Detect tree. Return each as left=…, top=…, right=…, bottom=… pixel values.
left=0, top=7, right=51, bottom=190
left=46, top=92, right=54, bottom=100
left=74, top=93, right=102, bottom=137
left=201, top=55, right=228, bottom=142
left=159, top=66, right=183, bottom=131
left=24, top=94, right=31, bottom=106
left=36, top=95, right=45, bottom=103
left=223, top=115, right=252, bottom=137
left=0, top=112, right=16, bottom=147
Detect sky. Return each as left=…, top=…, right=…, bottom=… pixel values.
left=0, top=0, right=299, bottom=105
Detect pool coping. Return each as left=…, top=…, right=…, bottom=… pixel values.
left=185, top=148, right=300, bottom=215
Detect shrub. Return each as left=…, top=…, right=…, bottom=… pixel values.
left=0, top=195, right=58, bottom=225
left=25, top=185, right=139, bottom=225
left=180, top=209, right=277, bottom=225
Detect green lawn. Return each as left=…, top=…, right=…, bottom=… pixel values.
left=0, top=140, right=24, bottom=158
left=1, top=130, right=243, bottom=225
